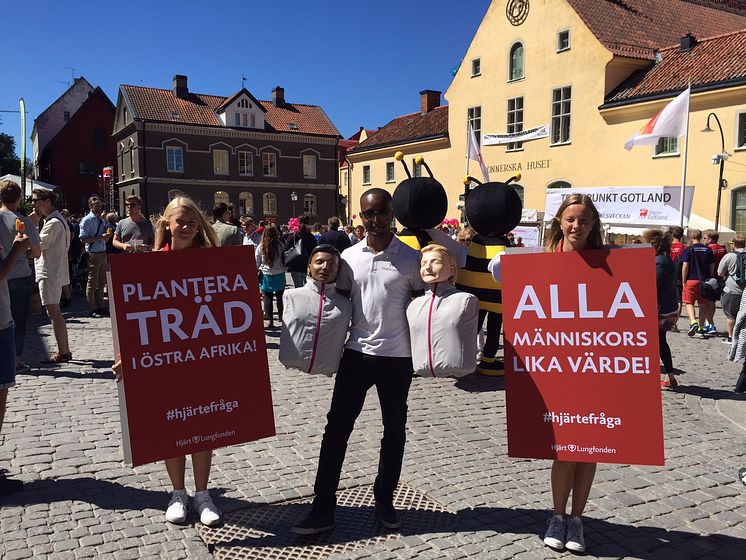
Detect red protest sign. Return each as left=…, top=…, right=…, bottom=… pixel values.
left=108, top=245, right=275, bottom=467
left=502, top=248, right=664, bottom=466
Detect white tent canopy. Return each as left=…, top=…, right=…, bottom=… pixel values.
left=605, top=212, right=735, bottom=235
left=0, top=174, right=60, bottom=197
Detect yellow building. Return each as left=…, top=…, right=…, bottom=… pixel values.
left=347, top=0, right=746, bottom=234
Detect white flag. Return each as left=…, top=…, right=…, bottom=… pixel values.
left=468, top=123, right=490, bottom=182
left=624, top=86, right=690, bottom=151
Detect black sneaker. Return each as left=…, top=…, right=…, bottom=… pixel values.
left=88, top=311, right=103, bottom=318
left=697, top=327, right=709, bottom=339
left=687, top=323, right=698, bottom=337
left=291, top=508, right=335, bottom=535
left=97, top=308, right=110, bottom=317
left=375, top=501, right=401, bottom=530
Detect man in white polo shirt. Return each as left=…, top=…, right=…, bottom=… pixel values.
left=292, top=188, right=424, bottom=535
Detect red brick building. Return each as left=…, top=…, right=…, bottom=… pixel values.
left=36, top=86, right=116, bottom=214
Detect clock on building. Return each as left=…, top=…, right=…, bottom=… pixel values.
left=506, top=0, right=529, bottom=26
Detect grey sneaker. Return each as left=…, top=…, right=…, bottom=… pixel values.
left=543, top=514, right=565, bottom=550
left=165, top=490, right=189, bottom=524
left=565, top=515, right=585, bottom=553
left=194, top=491, right=222, bottom=526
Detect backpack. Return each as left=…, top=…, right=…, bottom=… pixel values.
left=733, top=251, right=746, bottom=288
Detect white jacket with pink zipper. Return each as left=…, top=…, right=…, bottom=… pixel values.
left=406, top=283, right=479, bottom=378
left=279, top=279, right=353, bottom=376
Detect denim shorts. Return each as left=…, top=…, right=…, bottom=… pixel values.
left=0, top=324, right=16, bottom=390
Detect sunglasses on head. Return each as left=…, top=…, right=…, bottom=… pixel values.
left=360, top=208, right=393, bottom=220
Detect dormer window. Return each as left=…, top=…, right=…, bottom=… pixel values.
left=234, top=113, right=256, bottom=127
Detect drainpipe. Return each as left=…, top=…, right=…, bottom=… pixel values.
left=344, top=155, right=353, bottom=225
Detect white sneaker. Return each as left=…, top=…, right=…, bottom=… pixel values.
left=194, top=491, right=222, bottom=527
left=543, top=514, right=565, bottom=550
left=165, top=490, right=189, bottom=524
left=565, top=515, right=586, bottom=552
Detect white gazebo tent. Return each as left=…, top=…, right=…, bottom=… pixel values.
left=0, top=174, right=60, bottom=197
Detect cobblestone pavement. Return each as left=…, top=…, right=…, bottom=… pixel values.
left=1, top=296, right=745, bottom=560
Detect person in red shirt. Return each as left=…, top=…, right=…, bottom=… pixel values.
left=114, top=197, right=224, bottom=528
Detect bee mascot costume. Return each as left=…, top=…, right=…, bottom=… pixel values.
left=455, top=174, right=523, bottom=376
left=392, top=152, right=467, bottom=265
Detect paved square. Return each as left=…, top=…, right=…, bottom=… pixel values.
left=1, top=299, right=745, bottom=559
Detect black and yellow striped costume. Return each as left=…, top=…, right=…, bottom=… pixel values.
left=397, top=229, right=432, bottom=252
left=456, top=234, right=509, bottom=376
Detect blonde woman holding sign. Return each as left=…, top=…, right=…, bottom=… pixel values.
left=542, top=194, right=604, bottom=553
left=114, top=197, right=223, bottom=527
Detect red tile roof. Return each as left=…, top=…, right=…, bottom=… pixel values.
left=349, top=106, right=448, bottom=154
left=604, top=29, right=746, bottom=103
left=120, top=85, right=339, bottom=137
left=568, top=0, right=746, bottom=60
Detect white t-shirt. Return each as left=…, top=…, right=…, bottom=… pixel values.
left=336, top=235, right=424, bottom=357
left=35, top=210, right=70, bottom=284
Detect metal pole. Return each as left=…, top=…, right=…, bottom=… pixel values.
left=19, top=98, right=26, bottom=196
left=678, top=86, right=691, bottom=229
left=708, top=113, right=725, bottom=232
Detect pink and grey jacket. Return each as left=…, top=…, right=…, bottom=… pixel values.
left=406, top=283, right=479, bottom=378
left=279, top=279, right=352, bottom=376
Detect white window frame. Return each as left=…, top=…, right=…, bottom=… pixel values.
left=362, top=165, right=371, bottom=185
left=262, top=192, right=277, bottom=215
left=303, top=194, right=316, bottom=216
left=736, top=111, right=746, bottom=151
left=468, top=106, right=482, bottom=147
left=129, top=138, right=135, bottom=177
left=213, top=149, right=229, bottom=175
left=262, top=152, right=277, bottom=177
left=507, top=96, right=524, bottom=152
left=239, top=191, right=254, bottom=215
left=385, top=161, right=395, bottom=183
left=509, top=42, right=524, bottom=81
left=412, top=159, right=422, bottom=177
left=303, top=154, right=317, bottom=179
left=238, top=151, right=253, bottom=176
left=166, top=146, right=184, bottom=173
left=471, top=58, right=481, bottom=77
left=550, top=86, right=572, bottom=146
left=653, top=137, right=680, bottom=158
left=557, top=29, right=571, bottom=52
left=214, top=191, right=229, bottom=206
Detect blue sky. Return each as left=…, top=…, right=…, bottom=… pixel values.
left=2, top=0, right=490, bottom=156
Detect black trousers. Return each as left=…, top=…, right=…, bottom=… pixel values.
left=478, top=309, right=503, bottom=359
left=312, top=349, right=413, bottom=512
left=659, top=328, right=673, bottom=374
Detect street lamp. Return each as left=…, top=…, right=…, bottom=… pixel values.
left=290, top=190, right=298, bottom=218
left=701, top=113, right=729, bottom=232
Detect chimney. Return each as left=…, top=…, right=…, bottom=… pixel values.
left=272, top=86, right=285, bottom=107
left=420, top=90, right=441, bottom=113
left=680, top=33, right=696, bottom=51
left=172, top=75, right=189, bottom=99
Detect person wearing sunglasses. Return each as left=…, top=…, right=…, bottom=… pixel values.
left=112, top=195, right=154, bottom=254
left=79, top=196, right=112, bottom=318
left=293, top=188, right=424, bottom=535
left=31, top=189, right=73, bottom=364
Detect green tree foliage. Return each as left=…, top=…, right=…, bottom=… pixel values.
left=0, top=132, right=22, bottom=176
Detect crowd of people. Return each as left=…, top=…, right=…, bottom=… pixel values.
left=1, top=178, right=745, bottom=553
